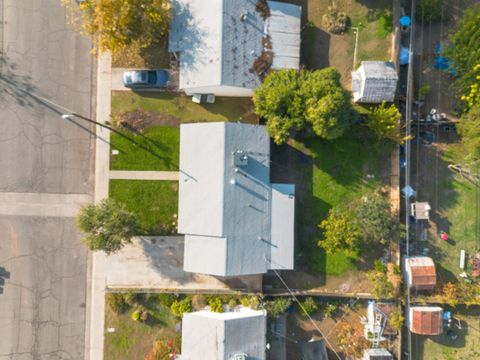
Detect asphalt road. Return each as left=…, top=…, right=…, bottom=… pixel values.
left=0, top=1, right=95, bottom=359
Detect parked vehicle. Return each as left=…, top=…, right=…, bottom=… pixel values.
left=123, top=70, right=170, bottom=89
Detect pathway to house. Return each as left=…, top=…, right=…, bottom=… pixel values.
left=109, top=170, right=179, bottom=181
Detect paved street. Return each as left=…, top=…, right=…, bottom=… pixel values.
left=0, top=0, right=95, bottom=359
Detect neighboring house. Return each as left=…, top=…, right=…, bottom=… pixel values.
left=363, top=348, right=393, bottom=360
left=404, top=256, right=437, bottom=290
left=178, top=122, right=295, bottom=277
left=408, top=306, right=443, bottom=335
left=169, top=0, right=301, bottom=96
left=179, top=307, right=267, bottom=360
left=352, top=61, right=398, bottom=103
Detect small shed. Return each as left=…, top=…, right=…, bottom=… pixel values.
left=409, top=306, right=443, bottom=335
left=411, top=202, right=431, bottom=220
left=352, top=61, right=398, bottom=103
left=363, top=348, right=393, bottom=360
left=404, top=256, right=437, bottom=290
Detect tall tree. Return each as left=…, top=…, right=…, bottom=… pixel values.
left=253, top=68, right=355, bottom=144
left=365, top=102, right=404, bottom=143
left=76, top=198, right=137, bottom=254
left=69, top=0, right=171, bottom=53
left=444, top=4, right=480, bottom=100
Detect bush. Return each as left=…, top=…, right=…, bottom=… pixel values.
left=240, top=296, right=261, bottom=310
left=145, top=335, right=181, bottom=360
left=264, top=298, right=292, bottom=318
left=374, top=260, right=387, bottom=274
left=377, top=12, right=392, bottom=39
left=191, top=294, right=207, bottom=310
left=157, top=293, right=177, bottom=307
left=324, top=303, right=338, bottom=318
left=170, top=297, right=192, bottom=318
left=131, top=310, right=141, bottom=321
left=106, top=292, right=129, bottom=314
left=323, top=2, right=348, bottom=34
left=388, top=309, right=404, bottom=330
left=418, top=84, right=431, bottom=99
left=300, top=297, right=319, bottom=317
left=123, top=291, right=138, bottom=306
left=227, top=298, right=238, bottom=309
left=208, top=297, right=224, bottom=313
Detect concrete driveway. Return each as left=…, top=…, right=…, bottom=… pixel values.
left=106, top=236, right=263, bottom=292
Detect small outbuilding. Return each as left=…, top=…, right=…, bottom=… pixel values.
left=411, top=202, right=431, bottom=220
left=363, top=348, right=393, bottom=360
left=180, top=307, right=267, bottom=359
left=404, top=256, right=437, bottom=290
left=408, top=306, right=443, bottom=335
left=352, top=61, right=398, bottom=103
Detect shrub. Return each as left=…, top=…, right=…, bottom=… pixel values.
left=145, top=335, right=181, bottom=360
left=208, top=297, right=224, bottom=313
left=323, top=2, right=348, bottom=34
left=157, top=293, right=177, bottom=307
left=418, top=83, right=431, bottom=99
left=377, top=11, right=392, bottom=39
left=388, top=309, right=404, bottom=330
left=123, top=291, right=138, bottom=306
left=191, top=294, right=207, bottom=310
left=131, top=310, right=141, bottom=321
left=106, top=292, right=129, bottom=314
left=227, top=298, right=238, bottom=309
left=170, top=297, right=192, bottom=318
left=300, top=297, right=319, bottom=317
left=324, top=303, right=338, bottom=318
left=367, top=270, right=395, bottom=300
left=264, top=298, right=292, bottom=318
left=374, top=260, right=387, bottom=274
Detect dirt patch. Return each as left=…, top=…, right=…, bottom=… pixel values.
left=115, top=109, right=180, bottom=131
left=112, top=37, right=171, bottom=69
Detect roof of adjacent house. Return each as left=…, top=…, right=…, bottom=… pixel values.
left=169, top=0, right=300, bottom=91
left=181, top=307, right=266, bottom=360
left=410, top=306, right=443, bottom=335
left=363, top=348, right=393, bottom=360
left=352, top=61, right=398, bottom=103
left=406, top=257, right=437, bottom=288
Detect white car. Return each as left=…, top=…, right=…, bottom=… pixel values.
left=123, top=70, right=170, bottom=89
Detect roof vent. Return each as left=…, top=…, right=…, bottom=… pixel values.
left=240, top=12, right=248, bottom=22
left=230, top=353, right=248, bottom=360
left=233, top=150, right=248, bottom=166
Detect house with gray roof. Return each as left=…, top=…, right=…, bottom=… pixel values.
left=178, top=122, right=295, bottom=277
left=169, top=0, right=301, bottom=97
left=351, top=61, right=398, bottom=103
left=179, top=307, right=266, bottom=360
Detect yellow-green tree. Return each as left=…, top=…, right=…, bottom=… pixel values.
left=366, top=102, right=404, bottom=143
left=69, top=0, right=171, bottom=53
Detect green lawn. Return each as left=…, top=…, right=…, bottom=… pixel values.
left=292, top=131, right=391, bottom=275
left=411, top=305, right=480, bottom=360
left=110, top=126, right=179, bottom=171
left=104, top=294, right=179, bottom=360
left=111, top=91, right=257, bottom=123
left=109, top=180, right=178, bottom=235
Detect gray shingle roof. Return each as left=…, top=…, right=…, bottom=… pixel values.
left=352, top=61, right=398, bottom=103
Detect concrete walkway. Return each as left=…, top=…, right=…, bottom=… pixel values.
left=109, top=170, right=179, bottom=181
left=85, top=51, right=111, bottom=360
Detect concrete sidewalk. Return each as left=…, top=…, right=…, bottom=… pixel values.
left=85, top=51, right=111, bottom=360
left=110, top=170, right=179, bottom=181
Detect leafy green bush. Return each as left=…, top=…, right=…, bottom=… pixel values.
left=123, top=291, right=138, bottom=306
left=131, top=310, right=141, bottom=321
left=170, top=297, right=192, bottom=318
left=240, top=296, right=261, bottom=310
left=324, top=302, right=338, bottom=318
left=208, top=297, right=224, bottom=313
left=418, top=84, right=431, bottom=99
left=300, top=297, right=319, bottom=317
left=264, top=298, right=292, bottom=318
left=377, top=12, right=392, bottom=39
left=227, top=298, right=238, bottom=309
left=106, top=292, right=129, bottom=314
left=374, top=260, right=387, bottom=274
left=157, top=293, right=177, bottom=307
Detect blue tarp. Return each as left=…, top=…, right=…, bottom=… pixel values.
left=400, top=47, right=410, bottom=65
left=400, top=16, right=411, bottom=27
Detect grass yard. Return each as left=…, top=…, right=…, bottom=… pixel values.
left=412, top=141, right=479, bottom=282
left=297, top=0, right=392, bottom=85
left=110, top=126, right=179, bottom=171
left=104, top=294, right=179, bottom=360
left=109, top=180, right=178, bottom=235
left=111, top=91, right=257, bottom=124
left=411, top=305, right=480, bottom=360
left=271, top=128, right=391, bottom=278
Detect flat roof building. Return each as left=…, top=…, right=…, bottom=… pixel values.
left=169, top=0, right=301, bottom=96
left=180, top=307, right=266, bottom=360
left=409, top=306, right=443, bottom=335
left=404, top=256, right=437, bottom=290
left=178, top=122, right=295, bottom=276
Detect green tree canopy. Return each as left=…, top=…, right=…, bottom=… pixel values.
left=444, top=4, right=480, bottom=99
left=365, top=102, right=404, bottom=143
left=72, top=0, right=171, bottom=53
left=76, top=198, right=137, bottom=254
left=318, top=207, right=361, bottom=257
left=458, top=104, right=480, bottom=163
left=253, top=68, right=355, bottom=144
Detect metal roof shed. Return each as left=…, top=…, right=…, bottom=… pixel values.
left=352, top=61, right=398, bottom=103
